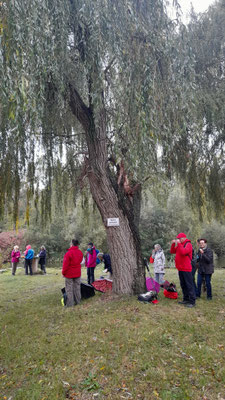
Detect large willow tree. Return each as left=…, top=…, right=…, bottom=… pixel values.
left=0, top=0, right=192, bottom=293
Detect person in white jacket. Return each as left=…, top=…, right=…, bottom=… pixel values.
left=151, top=244, right=165, bottom=284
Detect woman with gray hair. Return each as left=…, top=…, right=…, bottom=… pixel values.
left=11, top=245, right=21, bottom=275
left=38, top=246, right=47, bottom=274
left=151, top=244, right=165, bottom=284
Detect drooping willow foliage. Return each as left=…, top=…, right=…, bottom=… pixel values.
left=182, top=0, right=225, bottom=220
left=0, top=0, right=224, bottom=227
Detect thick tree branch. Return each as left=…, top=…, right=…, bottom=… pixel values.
left=68, top=83, right=94, bottom=132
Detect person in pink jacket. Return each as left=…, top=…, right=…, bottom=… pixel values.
left=11, top=245, right=21, bottom=275
left=85, top=242, right=97, bottom=284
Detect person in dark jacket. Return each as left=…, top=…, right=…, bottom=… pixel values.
left=62, top=239, right=83, bottom=307
left=196, top=239, right=214, bottom=300
left=97, top=253, right=112, bottom=279
left=170, top=232, right=196, bottom=308
left=38, top=246, right=47, bottom=274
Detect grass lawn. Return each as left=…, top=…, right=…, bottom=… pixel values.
left=0, top=266, right=225, bottom=400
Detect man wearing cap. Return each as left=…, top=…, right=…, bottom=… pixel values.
left=170, top=233, right=196, bottom=308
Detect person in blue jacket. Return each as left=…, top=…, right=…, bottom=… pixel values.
left=24, top=245, right=34, bottom=275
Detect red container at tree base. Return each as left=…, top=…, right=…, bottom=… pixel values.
left=163, top=289, right=178, bottom=299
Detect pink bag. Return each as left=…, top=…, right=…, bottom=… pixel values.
left=146, top=277, right=160, bottom=293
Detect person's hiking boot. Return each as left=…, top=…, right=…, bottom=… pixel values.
left=207, top=297, right=212, bottom=300
left=178, top=301, right=189, bottom=305
left=185, top=303, right=196, bottom=308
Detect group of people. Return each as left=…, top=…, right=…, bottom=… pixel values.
left=62, top=241, right=112, bottom=307
left=150, top=232, right=214, bottom=308
left=11, top=245, right=47, bottom=275
left=11, top=233, right=214, bottom=309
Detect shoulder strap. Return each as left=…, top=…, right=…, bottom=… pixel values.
left=183, top=241, right=192, bottom=260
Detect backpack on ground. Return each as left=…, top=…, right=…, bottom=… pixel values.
left=61, top=282, right=95, bottom=306
left=81, top=282, right=95, bottom=299
left=163, top=282, right=178, bottom=299
left=61, top=287, right=67, bottom=306
left=138, top=290, right=158, bottom=303
left=144, top=258, right=160, bottom=293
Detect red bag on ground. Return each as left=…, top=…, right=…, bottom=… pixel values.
left=163, top=289, right=178, bottom=299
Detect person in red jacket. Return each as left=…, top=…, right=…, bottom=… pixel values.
left=170, top=232, right=196, bottom=308
left=62, top=239, right=83, bottom=307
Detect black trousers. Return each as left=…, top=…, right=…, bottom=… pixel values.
left=87, top=267, right=95, bottom=285
left=178, top=271, right=196, bottom=304
left=25, top=259, right=33, bottom=275
left=39, top=261, right=46, bottom=273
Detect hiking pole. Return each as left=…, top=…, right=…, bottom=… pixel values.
left=144, top=257, right=150, bottom=272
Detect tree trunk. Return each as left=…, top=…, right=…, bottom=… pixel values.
left=69, top=85, right=146, bottom=295
left=87, top=169, right=145, bottom=294
left=85, top=115, right=145, bottom=295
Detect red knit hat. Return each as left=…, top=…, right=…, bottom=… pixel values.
left=176, top=232, right=186, bottom=239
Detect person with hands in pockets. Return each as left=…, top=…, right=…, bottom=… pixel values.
left=62, top=239, right=83, bottom=307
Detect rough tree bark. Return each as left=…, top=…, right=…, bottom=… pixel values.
left=69, top=84, right=146, bottom=295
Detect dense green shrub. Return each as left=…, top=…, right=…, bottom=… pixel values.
left=201, top=222, right=225, bottom=258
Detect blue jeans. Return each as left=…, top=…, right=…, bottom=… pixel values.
left=154, top=273, right=164, bottom=284
left=197, top=273, right=212, bottom=299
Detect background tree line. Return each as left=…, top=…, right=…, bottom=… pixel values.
left=1, top=180, right=224, bottom=268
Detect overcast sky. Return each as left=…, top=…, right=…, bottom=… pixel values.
left=178, top=0, right=217, bottom=19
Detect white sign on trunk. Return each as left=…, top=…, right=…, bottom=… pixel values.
left=107, top=218, right=120, bottom=227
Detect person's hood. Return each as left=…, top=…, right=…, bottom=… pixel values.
left=176, top=233, right=186, bottom=239
left=156, top=249, right=163, bottom=253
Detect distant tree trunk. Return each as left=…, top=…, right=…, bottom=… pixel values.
left=69, top=85, right=146, bottom=295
